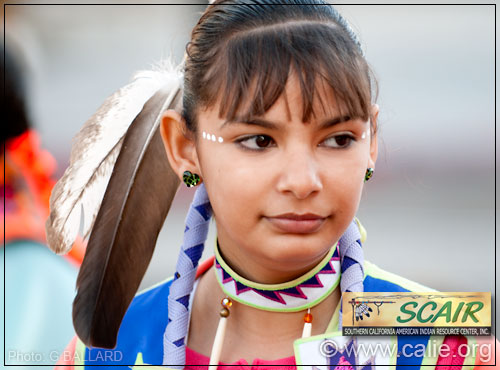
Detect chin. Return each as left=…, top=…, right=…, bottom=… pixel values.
left=256, top=233, right=335, bottom=269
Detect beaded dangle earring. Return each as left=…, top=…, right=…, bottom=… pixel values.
left=183, top=170, right=201, bottom=187
left=364, top=168, right=374, bottom=183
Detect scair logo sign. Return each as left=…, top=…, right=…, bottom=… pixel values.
left=397, top=299, right=483, bottom=324
left=342, top=292, right=491, bottom=336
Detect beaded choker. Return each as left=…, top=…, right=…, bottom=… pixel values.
left=214, top=239, right=341, bottom=312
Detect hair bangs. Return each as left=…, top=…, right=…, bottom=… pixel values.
left=200, top=21, right=374, bottom=124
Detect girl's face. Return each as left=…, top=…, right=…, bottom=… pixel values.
left=192, top=73, right=378, bottom=283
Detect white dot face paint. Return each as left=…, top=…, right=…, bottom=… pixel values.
left=202, top=131, right=224, bottom=144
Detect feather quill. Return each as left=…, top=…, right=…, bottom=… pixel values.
left=73, top=84, right=182, bottom=349
left=46, top=67, right=182, bottom=254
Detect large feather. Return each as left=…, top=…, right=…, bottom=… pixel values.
left=73, top=85, right=182, bottom=349
left=45, top=67, right=182, bottom=254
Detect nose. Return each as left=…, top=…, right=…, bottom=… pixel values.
left=276, top=147, right=323, bottom=199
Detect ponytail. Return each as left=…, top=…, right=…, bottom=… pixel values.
left=163, top=183, right=212, bottom=367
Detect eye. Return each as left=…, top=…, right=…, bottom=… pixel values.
left=236, top=135, right=275, bottom=150
left=321, top=134, right=355, bottom=149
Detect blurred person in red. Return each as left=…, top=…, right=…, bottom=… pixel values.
left=2, top=43, right=83, bottom=367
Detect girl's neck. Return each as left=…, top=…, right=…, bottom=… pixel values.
left=187, top=258, right=341, bottom=363
left=215, top=233, right=333, bottom=285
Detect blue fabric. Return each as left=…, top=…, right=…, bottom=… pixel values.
left=395, top=335, right=431, bottom=369
left=2, top=240, right=77, bottom=367
left=84, top=279, right=173, bottom=367
left=364, top=275, right=411, bottom=293
left=363, top=274, right=429, bottom=368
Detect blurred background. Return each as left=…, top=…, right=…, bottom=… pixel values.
left=2, top=0, right=497, bottom=366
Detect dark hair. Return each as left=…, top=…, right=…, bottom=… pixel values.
left=3, top=44, right=30, bottom=144
left=182, top=0, right=378, bottom=134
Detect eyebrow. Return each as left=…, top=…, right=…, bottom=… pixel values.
left=221, top=115, right=352, bottom=130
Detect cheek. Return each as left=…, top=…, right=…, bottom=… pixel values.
left=322, top=153, right=366, bottom=208
left=200, top=148, right=264, bottom=229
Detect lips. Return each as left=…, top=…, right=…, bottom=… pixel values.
left=265, top=213, right=327, bottom=234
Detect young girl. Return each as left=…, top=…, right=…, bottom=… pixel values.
left=49, top=0, right=497, bottom=368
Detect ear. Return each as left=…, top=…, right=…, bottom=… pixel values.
left=368, top=104, right=379, bottom=168
left=160, top=109, right=200, bottom=180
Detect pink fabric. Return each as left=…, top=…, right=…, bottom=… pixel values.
left=185, top=346, right=296, bottom=370
left=473, top=336, right=499, bottom=368
left=435, top=335, right=467, bottom=369
left=54, top=335, right=77, bottom=369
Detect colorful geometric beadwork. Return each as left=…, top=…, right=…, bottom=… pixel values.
left=214, top=241, right=341, bottom=312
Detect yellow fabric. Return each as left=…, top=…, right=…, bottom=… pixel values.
left=354, top=217, right=367, bottom=244
left=131, top=352, right=170, bottom=369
